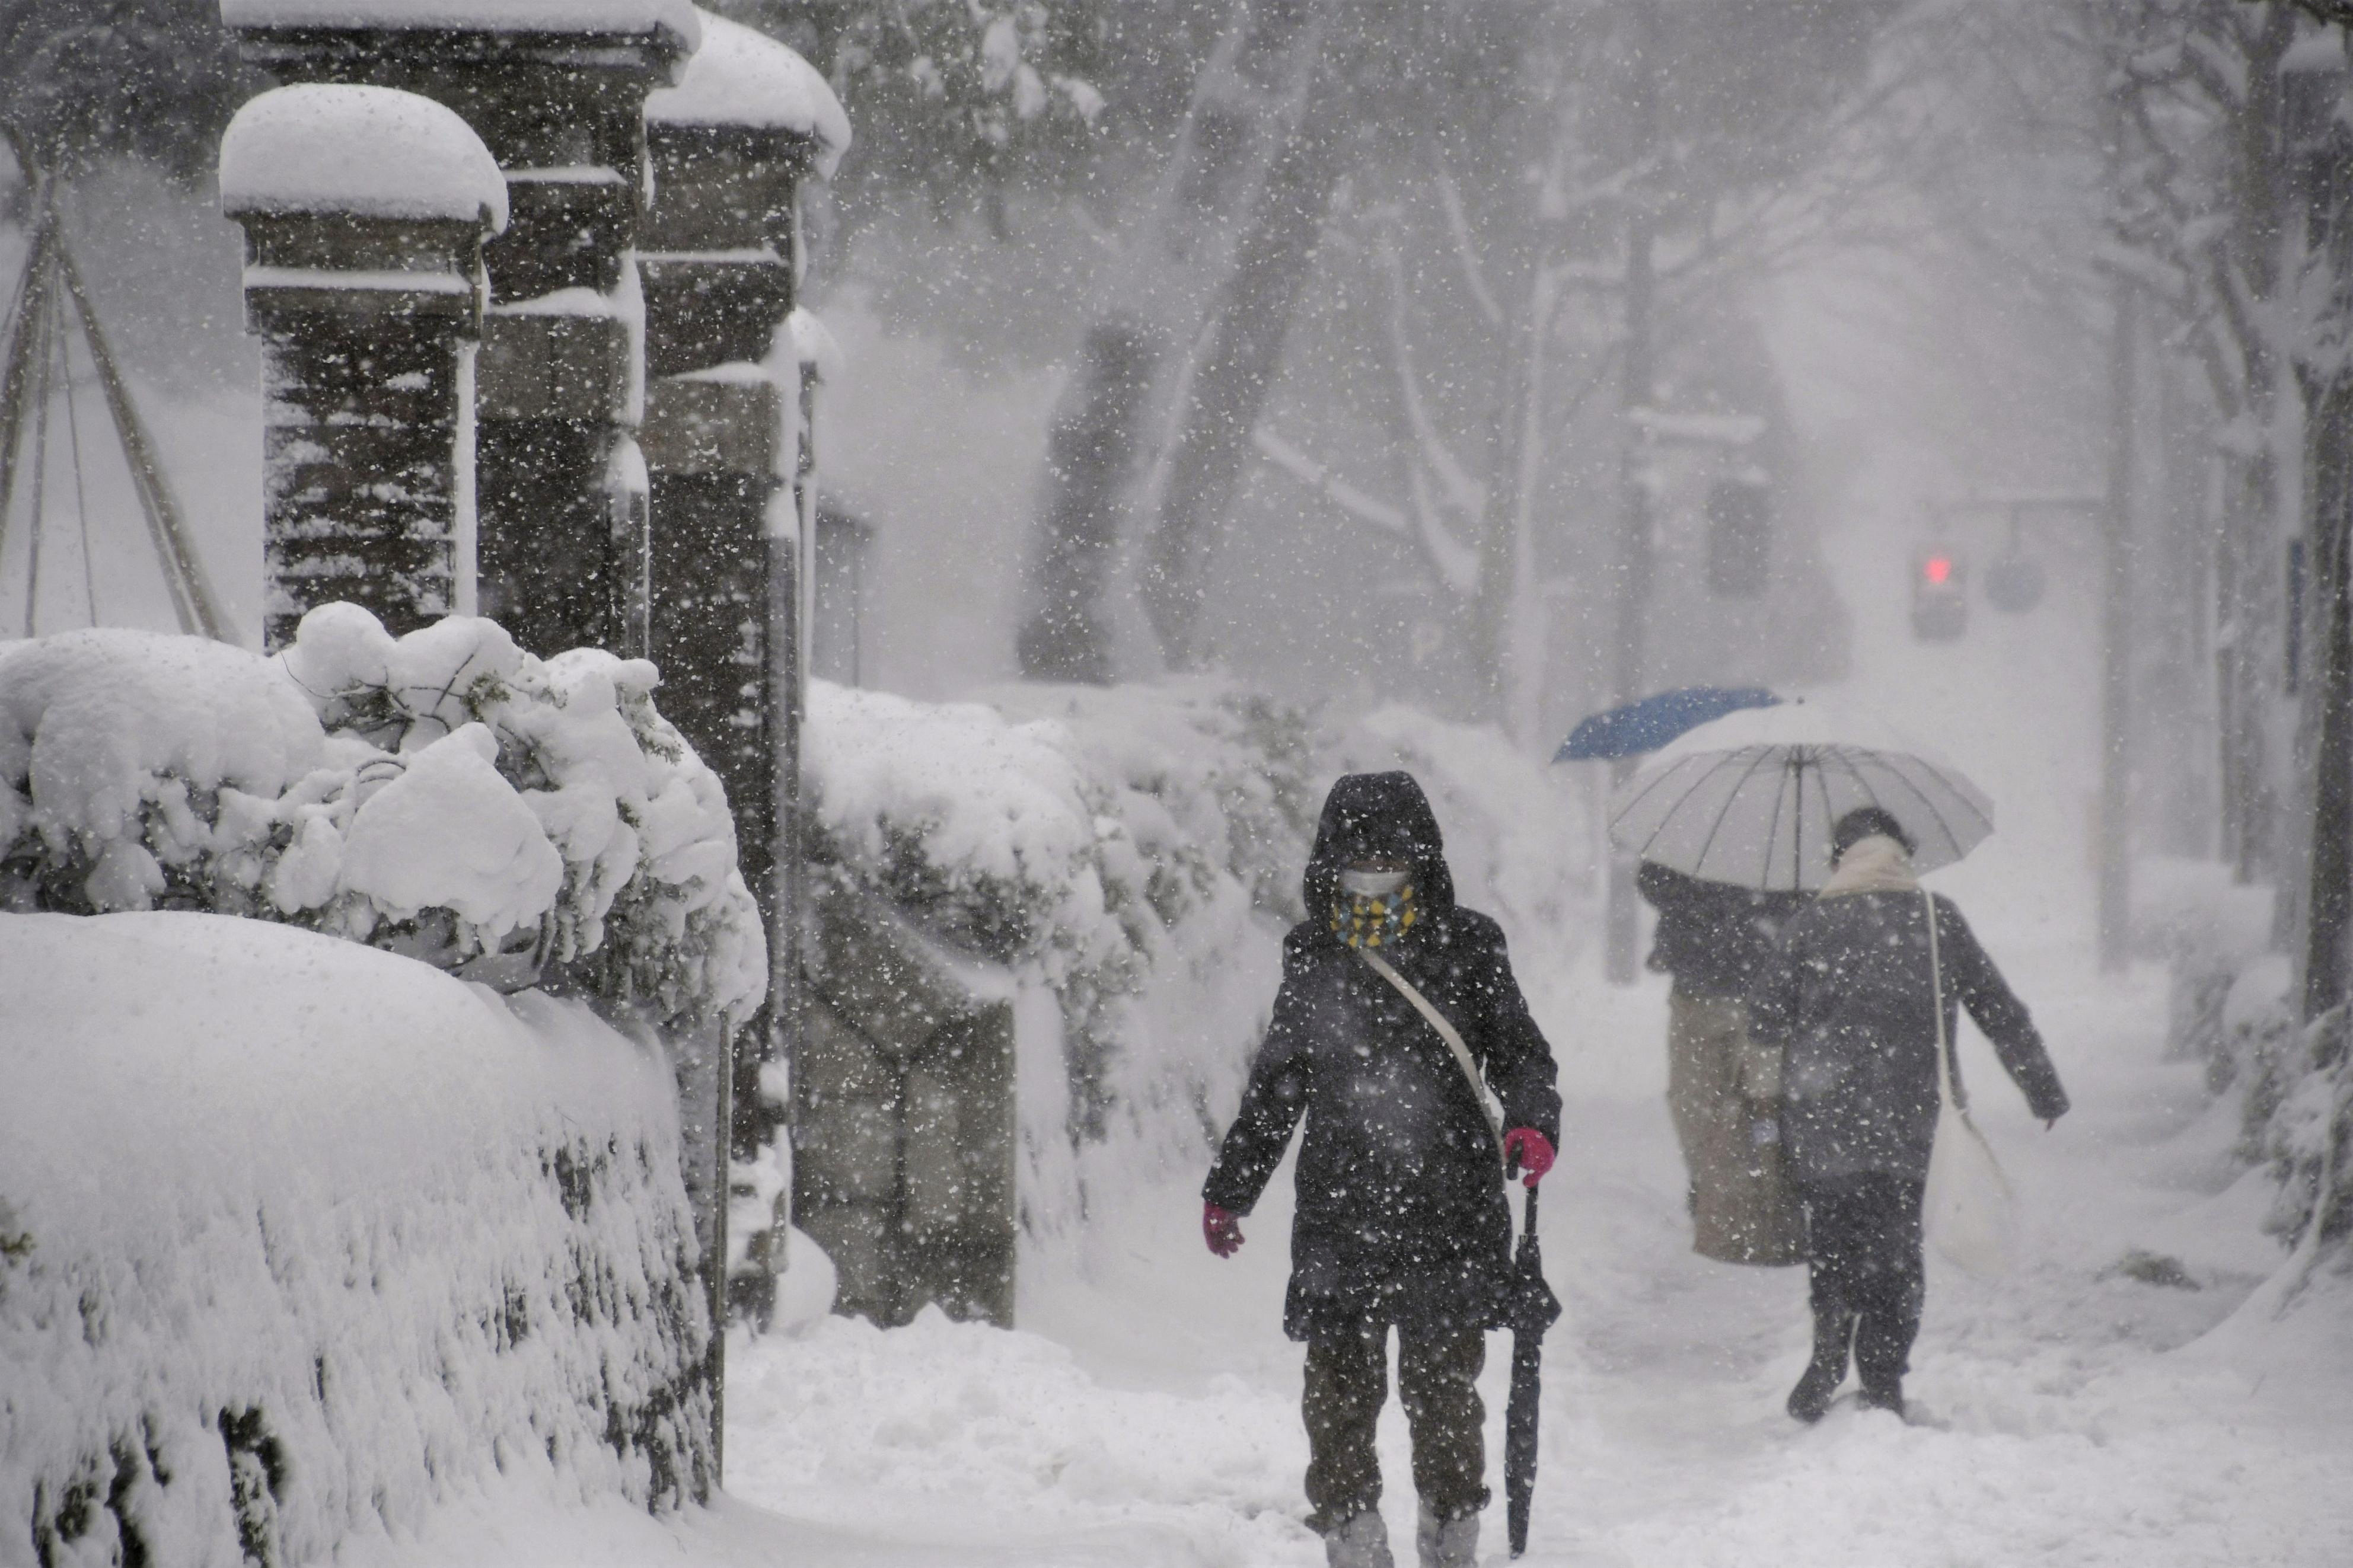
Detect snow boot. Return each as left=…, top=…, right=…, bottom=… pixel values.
left=1787, top=1308, right=1854, bottom=1424
left=1324, top=1508, right=1395, bottom=1568
left=1415, top=1503, right=1478, bottom=1568
left=1857, top=1378, right=1905, bottom=1419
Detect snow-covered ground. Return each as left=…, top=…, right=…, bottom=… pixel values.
left=331, top=927, right=2353, bottom=1568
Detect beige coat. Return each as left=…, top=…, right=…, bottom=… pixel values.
left=1667, top=991, right=1805, bottom=1266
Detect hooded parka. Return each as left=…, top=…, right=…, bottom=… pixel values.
left=1203, top=772, right=1561, bottom=1343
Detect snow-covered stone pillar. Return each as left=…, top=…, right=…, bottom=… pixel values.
left=220, top=84, right=506, bottom=651
left=224, top=0, right=699, bottom=659
left=637, top=11, right=847, bottom=1325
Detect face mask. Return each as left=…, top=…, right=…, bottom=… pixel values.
left=1339, top=868, right=1410, bottom=899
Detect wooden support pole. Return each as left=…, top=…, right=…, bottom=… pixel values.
left=0, top=213, right=59, bottom=584
left=56, top=242, right=232, bottom=643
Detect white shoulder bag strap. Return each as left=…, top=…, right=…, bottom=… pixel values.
left=1924, top=889, right=1964, bottom=1111
left=1354, top=947, right=1509, bottom=1176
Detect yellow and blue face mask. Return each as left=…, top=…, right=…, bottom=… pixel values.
left=1331, top=869, right=1418, bottom=950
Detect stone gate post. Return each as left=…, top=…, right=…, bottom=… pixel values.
left=635, top=10, right=847, bottom=1308
left=225, top=0, right=699, bottom=657
left=219, top=84, right=505, bottom=650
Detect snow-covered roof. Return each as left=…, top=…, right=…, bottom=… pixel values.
left=220, top=0, right=700, bottom=50
left=220, top=84, right=509, bottom=233
left=645, top=11, right=850, bottom=180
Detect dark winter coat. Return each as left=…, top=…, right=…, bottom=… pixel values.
left=1747, top=889, right=2069, bottom=1186
left=1637, top=861, right=1807, bottom=999
left=1203, top=772, right=1561, bottom=1343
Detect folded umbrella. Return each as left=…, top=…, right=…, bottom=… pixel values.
left=1607, top=699, right=1994, bottom=891
left=1505, top=1181, right=1560, bottom=1559
left=1554, top=686, right=1780, bottom=762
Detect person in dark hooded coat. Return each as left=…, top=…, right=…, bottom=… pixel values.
left=1748, top=806, right=2069, bottom=1424
left=1203, top=772, right=1561, bottom=1568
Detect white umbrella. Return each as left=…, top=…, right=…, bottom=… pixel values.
left=1606, top=699, right=1994, bottom=891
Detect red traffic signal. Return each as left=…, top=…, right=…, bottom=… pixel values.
left=1912, top=545, right=1966, bottom=640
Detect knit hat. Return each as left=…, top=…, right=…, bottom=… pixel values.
left=1831, top=805, right=1915, bottom=863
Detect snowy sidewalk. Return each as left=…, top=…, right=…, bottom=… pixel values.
left=349, top=945, right=2353, bottom=1567
left=705, top=946, right=2353, bottom=1568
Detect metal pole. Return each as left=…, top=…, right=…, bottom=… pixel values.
left=2098, top=281, right=2137, bottom=973
left=1605, top=0, right=1659, bottom=986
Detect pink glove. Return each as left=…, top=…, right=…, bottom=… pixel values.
left=1204, top=1202, right=1245, bottom=1257
left=1503, top=1128, right=1555, bottom=1189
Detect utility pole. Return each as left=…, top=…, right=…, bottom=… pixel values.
left=2098, top=279, right=2137, bottom=974
left=1605, top=0, right=1660, bottom=986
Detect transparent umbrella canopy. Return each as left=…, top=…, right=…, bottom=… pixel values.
left=1606, top=700, right=1995, bottom=892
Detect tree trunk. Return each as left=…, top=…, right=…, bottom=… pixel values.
left=2099, top=280, right=2138, bottom=974
left=1015, top=0, right=1332, bottom=682
left=1140, top=56, right=1353, bottom=670
left=1016, top=322, right=1162, bottom=683
left=2220, top=8, right=2295, bottom=894
left=2303, top=371, right=2353, bottom=1020
left=2295, top=31, right=2353, bottom=1020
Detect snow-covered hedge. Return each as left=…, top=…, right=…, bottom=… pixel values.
left=1, top=912, right=713, bottom=1567
left=800, top=678, right=1592, bottom=1233
left=0, top=610, right=763, bottom=1027
left=2144, top=857, right=2353, bottom=1265
left=2256, top=1005, right=2353, bottom=1257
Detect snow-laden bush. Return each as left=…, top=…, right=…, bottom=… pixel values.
left=805, top=679, right=1321, bottom=1142
left=800, top=678, right=1592, bottom=1235
left=0, top=610, right=763, bottom=1027
left=1, top=912, right=713, bottom=1567
left=2142, top=859, right=2353, bottom=1266
left=2138, top=854, right=2277, bottom=1077
left=2259, top=1005, right=2353, bottom=1254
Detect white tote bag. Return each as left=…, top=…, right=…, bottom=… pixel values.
left=1920, top=890, right=2019, bottom=1275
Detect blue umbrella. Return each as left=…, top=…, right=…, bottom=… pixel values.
left=1554, top=686, right=1780, bottom=762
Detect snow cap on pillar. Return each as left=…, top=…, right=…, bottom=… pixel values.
left=645, top=10, right=851, bottom=181
left=219, top=82, right=508, bottom=234
left=221, top=84, right=507, bottom=648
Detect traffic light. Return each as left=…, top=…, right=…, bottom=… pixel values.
left=1705, top=477, right=1772, bottom=598
left=1912, top=546, right=1967, bottom=640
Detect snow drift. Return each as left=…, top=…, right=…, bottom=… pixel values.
left=0, top=911, right=712, bottom=1567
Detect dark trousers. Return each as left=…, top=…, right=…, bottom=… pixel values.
left=1303, top=1327, right=1487, bottom=1532
left=1799, top=1176, right=1925, bottom=1394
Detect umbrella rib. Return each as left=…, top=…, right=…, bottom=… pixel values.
left=1752, top=749, right=1795, bottom=888
left=1611, top=749, right=1709, bottom=832
left=1792, top=752, right=1805, bottom=890
left=1686, top=746, right=1780, bottom=878
left=1816, top=747, right=1898, bottom=868
left=1835, top=745, right=1968, bottom=857
left=1624, top=751, right=1740, bottom=861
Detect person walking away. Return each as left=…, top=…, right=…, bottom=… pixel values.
left=1636, top=862, right=1808, bottom=1263
left=1202, top=772, right=1561, bottom=1568
left=1748, top=806, right=2069, bottom=1422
